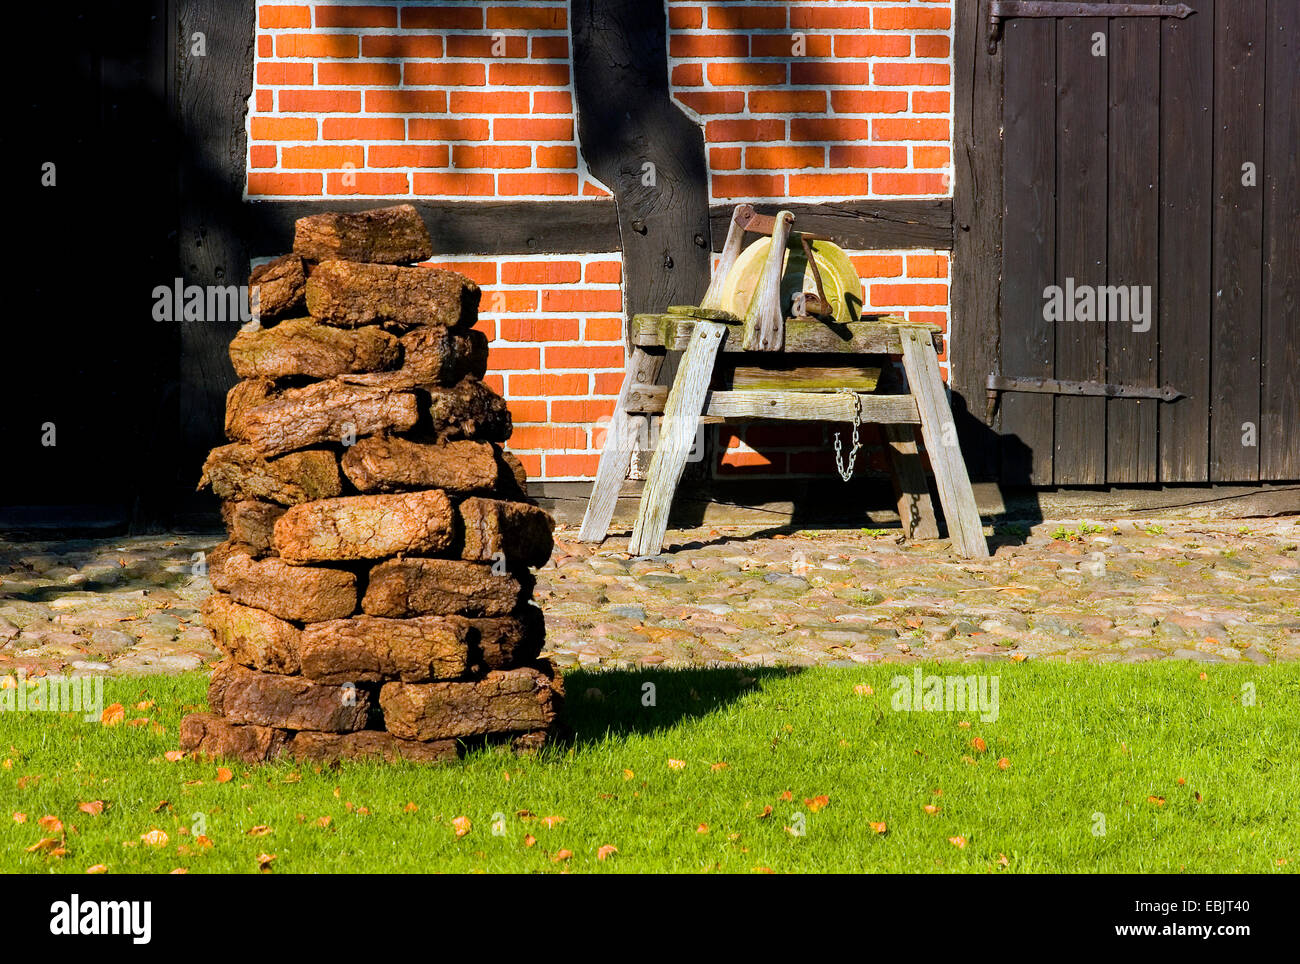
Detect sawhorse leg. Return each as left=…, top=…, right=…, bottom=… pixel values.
left=898, top=327, right=989, bottom=559
left=628, top=322, right=726, bottom=556
left=577, top=346, right=665, bottom=542
left=884, top=424, right=940, bottom=541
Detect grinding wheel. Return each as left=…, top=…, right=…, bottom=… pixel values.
left=720, top=237, right=864, bottom=326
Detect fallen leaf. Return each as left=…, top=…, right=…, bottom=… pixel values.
left=667, top=758, right=686, bottom=770
left=753, top=866, right=774, bottom=874
left=957, top=720, right=972, bottom=729
left=970, top=737, right=988, bottom=753
left=1148, top=796, right=1166, bottom=806
left=1278, top=858, right=1289, bottom=866
left=452, top=816, right=472, bottom=837
left=868, top=821, right=887, bottom=834
left=247, top=825, right=273, bottom=837
left=78, top=801, right=105, bottom=817
left=403, top=802, right=419, bottom=813
left=622, top=769, right=635, bottom=781
left=135, top=700, right=154, bottom=711
left=316, top=817, right=332, bottom=828
left=26, top=837, right=60, bottom=852
left=85, top=864, right=107, bottom=874
left=164, top=751, right=185, bottom=762
left=38, top=815, right=63, bottom=834
left=996, top=757, right=1011, bottom=770
left=524, top=834, right=536, bottom=848
left=12, top=812, right=27, bottom=824
left=195, top=835, right=213, bottom=849
left=256, top=853, right=276, bottom=872
left=597, top=845, right=617, bottom=861
left=757, top=805, right=773, bottom=820
left=948, top=836, right=967, bottom=849
left=215, top=768, right=233, bottom=784
left=541, top=815, right=565, bottom=829
left=696, top=823, right=709, bottom=834
left=804, top=795, right=829, bottom=813
left=100, top=704, right=125, bottom=727
left=998, top=853, right=1010, bottom=867
left=141, top=829, right=169, bottom=847
left=169, top=867, right=188, bottom=874
left=779, top=791, right=793, bottom=802
left=853, top=684, right=874, bottom=696
left=710, top=762, right=729, bottom=772
left=923, top=804, right=940, bottom=815
left=1176, top=777, right=1186, bottom=785
left=552, top=849, right=573, bottom=862
left=1198, top=671, right=1208, bottom=680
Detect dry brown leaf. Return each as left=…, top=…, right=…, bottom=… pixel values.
left=696, top=823, right=709, bottom=834
left=552, top=849, right=573, bottom=862
left=164, top=750, right=185, bottom=762
left=1148, top=796, right=1166, bottom=806
left=141, top=829, right=168, bottom=847
left=868, top=821, right=888, bottom=834
left=541, top=815, right=565, bottom=829
left=195, top=835, right=213, bottom=849
left=805, top=795, right=829, bottom=813
left=970, top=737, right=988, bottom=753
left=452, top=816, right=472, bottom=837
left=38, top=815, right=63, bottom=834
left=779, top=791, right=793, bottom=801
left=622, top=769, right=635, bottom=780
left=247, top=825, right=273, bottom=837
left=101, top=704, right=125, bottom=727
left=710, top=761, right=729, bottom=772
left=316, top=816, right=332, bottom=828
left=135, top=700, right=155, bottom=711
left=12, top=812, right=27, bottom=824
left=757, top=805, right=773, bottom=819
left=403, top=802, right=419, bottom=812
left=948, top=836, right=967, bottom=849
left=256, top=853, right=276, bottom=872
left=86, top=863, right=107, bottom=874
left=597, top=844, right=618, bottom=861
left=853, top=684, right=874, bottom=696
left=215, top=767, right=233, bottom=784
left=524, top=834, right=536, bottom=848
left=26, top=837, right=60, bottom=852
left=667, top=758, right=686, bottom=770
left=78, top=801, right=105, bottom=817
left=923, top=804, right=940, bottom=815
left=997, top=757, right=1011, bottom=770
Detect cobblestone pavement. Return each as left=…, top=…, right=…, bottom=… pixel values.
left=1, top=516, right=1297, bottom=679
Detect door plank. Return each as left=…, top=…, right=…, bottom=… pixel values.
left=1000, top=18, right=1057, bottom=485
left=1107, top=18, right=1161, bottom=483
left=1261, top=0, right=1300, bottom=479
left=1210, top=0, right=1266, bottom=481
left=1158, top=0, right=1215, bottom=482
left=1054, top=18, right=1109, bottom=485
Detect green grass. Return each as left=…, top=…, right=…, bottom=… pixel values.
left=2, top=663, right=1297, bottom=873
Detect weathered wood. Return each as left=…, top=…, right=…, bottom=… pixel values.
left=729, top=363, right=881, bottom=392
left=709, top=201, right=953, bottom=251
left=629, top=322, right=726, bottom=556
left=742, top=211, right=793, bottom=352
left=208, top=542, right=358, bottom=623
left=229, top=317, right=401, bottom=379
left=884, top=425, right=940, bottom=541
left=220, top=500, right=285, bottom=555
left=577, top=347, right=665, bottom=542
left=899, top=328, right=988, bottom=559
left=625, top=381, right=670, bottom=413
left=305, top=261, right=479, bottom=329
left=999, top=18, right=1056, bottom=485
left=1261, top=0, right=1300, bottom=479
left=214, top=663, right=371, bottom=732
left=1106, top=18, right=1160, bottom=483
left=634, top=313, right=935, bottom=354
left=232, top=380, right=419, bottom=457
left=179, top=712, right=291, bottom=764
left=248, top=254, right=306, bottom=320
left=340, top=437, right=504, bottom=494
left=363, top=558, right=528, bottom=618
left=399, top=326, right=488, bottom=385
left=703, top=391, right=919, bottom=424
left=203, top=592, right=301, bottom=676
left=1158, top=0, right=1214, bottom=482
left=951, top=0, right=1004, bottom=482
left=380, top=666, right=560, bottom=742
left=456, top=497, right=555, bottom=569
left=700, top=207, right=748, bottom=311
left=199, top=443, right=342, bottom=505
left=272, top=489, right=455, bottom=563
left=292, top=203, right=433, bottom=264
left=299, top=615, right=471, bottom=684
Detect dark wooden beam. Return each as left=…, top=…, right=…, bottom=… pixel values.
left=243, top=199, right=620, bottom=257
left=710, top=200, right=953, bottom=252
left=950, top=0, right=1005, bottom=481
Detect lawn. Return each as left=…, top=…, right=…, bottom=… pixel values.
left=2, top=662, right=1296, bottom=873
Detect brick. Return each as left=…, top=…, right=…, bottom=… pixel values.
left=405, top=62, right=485, bottom=86
left=500, top=318, right=578, bottom=342
left=830, top=90, right=909, bottom=114
left=677, top=91, right=746, bottom=115
left=281, top=145, right=364, bottom=169
left=913, top=146, right=952, bottom=169
left=829, top=145, right=908, bottom=168
left=537, top=146, right=577, bottom=168
left=275, top=34, right=359, bottom=58
left=316, top=4, right=397, bottom=27
left=583, top=181, right=612, bottom=197
left=453, top=145, right=532, bottom=169
left=532, top=91, right=573, bottom=114
left=670, top=34, right=748, bottom=58
left=745, top=423, right=824, bottom=448
left=251, top=117, right=317, bottom=141
left=791, top=62, right=870, bottom=86
left=483, top=373, right=505, bottom=394
left=401, top=6, right=483, bottom=29
left=423, top=261, right=497, bottom=285
left=750, top=34, right=832, bottom=57
left=874, top=6, right=952, bottom=30
left=409, top=118, right=490, bottom=141
left=489, top=63, right=570, bottom=87
left=915, top=35, right=951, bottom=58
left=249, top=173, right=322, bottom=195
left=544, top=345, right=624, bottom=369
left=748, top=90, right=826, bottom=114
left=873, top=171, right=946, bottom=196
left=747, top=146, right=824, bottom=170
left=366, top=90, right=447, bottom=113
left=545, top=453, right=599, bottom=477
left=498, top=173, right=580, bottom=196
left=592, top=372, right=624, bottom=394
left=494, top=118, right=574, bottom=141
left=707, top=63, right=786, bottom=86
left=585, top=262, right=621, bottom=284
left=508, top=373, right=588, bottom=396
left=713, top=174, right=785, bottom=198
left=709, top=146, right=742, bottom=170
left=327, top=172, right=409, bottom=194
left=250, top=145, right=277, bottom=168
left=671, top=63, right=703, bottom=87
left=833, top=34, right=911, bottom=58
left=489, top=346, right=542, bottom=370
left=362, top=34, right=444, bottom=58
left=584, top=316, right=623, bottom=340
left=874, top=118, right=950, bottom=141
left=487, top=5, right=566, bottom=29
left=789, top=7, right=867, bottom=29
left=483, top=291, right=538, bottom=313
left=551, top=399, right=616, bottom=422
left=318, top=62, right=400, bottom=86
left=256, top=90, right=272, bottom=112
left=791, top=118, right=870, bottom=141
left=446, top=34, right=526, bottom=58
left=540, top=289, right=621, bottom=312
left=279, top=90, right=362, bottom=113
left=450, top=91, right=530, bottom=114
left=874, top=62, right=951, bottom=86
left=707, top=5, right=786, bottom=29
left=510, top=425, right=586, bottom=450
left=323, top=117, right=405, bottom=140
left=869, top=283, right=949, bottom=307
left=260, top=5, right=310, bottom=28
left=789, top=173, right=870, bottom=197
left=851, top=254, right=905, bottom=277
left=705, top=119, right=785, bottom=142
left=532, top=35, right=569, bottom=58
left=412, top=172, right=495, bottom=195
left=257, top=63, right=314, bottom=86
left=502, top=261, right=581, bottom=284
left=669, top=6, right=702, bottom=28
left=507, top=399, right=548, bottom=422
left=258, top=35, right=273, bottom=57
left=913, top=91, right=952, bottom=113
left=719, top=448, right=784, bottom=470
left=368, top=145, right=450, bottom=168
left=907, top=255, right=949, bottom=278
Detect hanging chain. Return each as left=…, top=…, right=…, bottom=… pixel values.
left=832, top=391, right=863, bottom=482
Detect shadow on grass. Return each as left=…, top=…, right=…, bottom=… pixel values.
left=555, top=665, right=800, bottom=749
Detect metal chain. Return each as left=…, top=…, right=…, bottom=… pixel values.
left=832, top=391, right=863, bottom=482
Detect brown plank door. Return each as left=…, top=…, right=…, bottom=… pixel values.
left=994, top=0, right=1298, bottom=485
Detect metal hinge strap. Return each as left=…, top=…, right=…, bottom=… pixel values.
left=985, top=373, right=1185, bottom=419
left=988, top=2, right=1195, bottom=54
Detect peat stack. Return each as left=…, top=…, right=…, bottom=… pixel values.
left=180, top=204, right=561, bottom=765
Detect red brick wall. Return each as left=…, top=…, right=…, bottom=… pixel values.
left=249, top=0, right=955, bottom=482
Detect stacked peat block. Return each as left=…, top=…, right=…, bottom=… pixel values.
left=179, top=204, right=562, bottom=765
